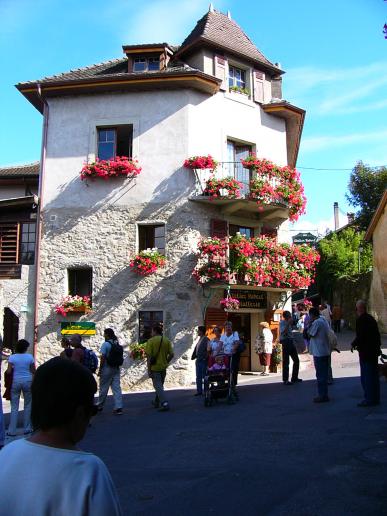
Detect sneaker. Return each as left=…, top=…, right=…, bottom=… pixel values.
left=313, top=396, right=330, bottom=403
left=113, top=408, right=123, bottom=415
left=159, top=402, right=170, bottom=412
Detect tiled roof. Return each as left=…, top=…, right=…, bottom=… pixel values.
left=0, top=162, right=40, bottom=177
left=178, top=10, right=279, bottom=70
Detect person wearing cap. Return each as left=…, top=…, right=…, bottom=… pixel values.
left=255, top=322, right=273, bottom=376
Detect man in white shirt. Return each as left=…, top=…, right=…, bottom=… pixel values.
left=308, top=307, right=331, bottom=403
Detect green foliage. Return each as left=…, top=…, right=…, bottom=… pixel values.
left=316, top=227, right=373, bottom=299
left=347, top=161, right=387, bottom=230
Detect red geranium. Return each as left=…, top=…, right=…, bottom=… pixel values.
left=80, top=156, right=142, bottom=180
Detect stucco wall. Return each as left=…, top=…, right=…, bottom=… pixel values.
left=369, top=207, right=387, bottom=332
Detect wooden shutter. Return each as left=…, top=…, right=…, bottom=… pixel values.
left=215, top=55, right=227, bottom=91
left=211, top=219, right=228, bottom=238
left=0, top=223, right=19, bottom=263
left=205, top=308, right=227, bottom=337
left=253, top=70, right=265, bottom=103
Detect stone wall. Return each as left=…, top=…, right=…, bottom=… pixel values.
left=369, top=208, right=387, bottom=332
left=332, top=272, right=372, bottom=330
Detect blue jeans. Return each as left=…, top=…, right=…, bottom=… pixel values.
left=313, top=356, right=329, bottom=399
left=196, top=360, right=207, bottom=394
left=360, top=358, right=380, bottom=404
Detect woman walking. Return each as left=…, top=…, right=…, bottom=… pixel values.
left=6, top=339, right=35, bottom=436
left=255, top=322, right=273, bottom=376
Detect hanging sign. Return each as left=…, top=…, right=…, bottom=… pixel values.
left=60, top=322, right=96, bottom=335
left=228, top=290, right=267, bottom=309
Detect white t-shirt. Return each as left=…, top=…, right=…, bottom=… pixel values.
left=8, top=353, right=34, bottom=382
left=209, top=339, right=224, bottom=357
left=0, top=439, right=122, bottom=516
left=220, top=331, right=239, bottom=355
left=308, top=317, right=331, bottom=357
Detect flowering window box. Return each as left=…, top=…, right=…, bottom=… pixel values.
left=129, top=343, right=147, bottom=361
left=203, top=177, right=243, bottom=199
left=130, top=249, right=166, bottom=276
left=229, top=86, right=250, bottom=96
left=80, top=156, right=142, bottom=180
left=183, top=155, right=218, bottom=171
left=55, top=295, right=92, bottom=317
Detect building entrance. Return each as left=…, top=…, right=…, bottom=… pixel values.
left=228, top=313, right=251, bottom=371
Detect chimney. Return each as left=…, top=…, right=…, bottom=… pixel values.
left=209, top=3, right=214, bottom=12
left=347, top=212, right=355, bottom=224
left=334, top=202, right=339, bottom=230
left=227, top=10, right=231, bottom=19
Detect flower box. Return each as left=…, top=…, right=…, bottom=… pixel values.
left=80, top=156, right=142, bottom=180
left=129, top=343, right=147, bottom=361
left=230, top=86, right=250, bottom=96
left=203, top=177, right=242, bottom=199
left=130, top=249, right=166, bottom=276
left=183, top=155, right=218, bottom=170
left=55, top=295, right=92, bottom=317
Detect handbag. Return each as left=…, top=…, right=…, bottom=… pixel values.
left=149, top=336, right=163, bottom=366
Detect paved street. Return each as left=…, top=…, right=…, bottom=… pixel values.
left=3, top=330, right=387, bottom=515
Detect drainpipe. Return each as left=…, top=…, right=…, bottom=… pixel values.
left=33, top=84, right=49, bottom=359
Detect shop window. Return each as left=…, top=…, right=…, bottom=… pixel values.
left=139, top=311, right=163, bottom=343
left=138, top=224, right=165, bottom=254
left=97, top=125, right=133, bottom=160
left=68, top=268, right=92, bottom=298
left=20, top=223, right=36, bottom=265
left=229, top=224, right=254, bottom=239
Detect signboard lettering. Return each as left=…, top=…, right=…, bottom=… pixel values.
left=228, top=289, right=267, bottom=309
left=60, top=322, right=96, bottom=335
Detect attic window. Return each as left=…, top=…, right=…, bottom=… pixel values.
left=133, top=57, right=160, bottom=72
left=229, top=65, right=246, bottom=89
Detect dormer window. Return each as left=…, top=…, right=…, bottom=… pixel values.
left=229, top=65, right=246, bottom=89
left=133, top=57, right=160, bottom=72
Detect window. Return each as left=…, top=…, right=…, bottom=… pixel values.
left=68, top=268, right=92, bottom=299
left=139, top=311, right=163, bottom=343
left=229, top=224, right=254, bottom=239
left=229, top=65, right=246, bottom=89
left=20, top=223, right=36, bottom=265
left=227, top=141, right=253, bottom=196
left=133, top=57, right=160, bottom=72
left=97, top=125, right=133, bottom=160
left=138, top=224, right=165, bottom=254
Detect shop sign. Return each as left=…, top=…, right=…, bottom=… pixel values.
left=292, top=232, right=317, bottom=246
left=60, top=322, right=96, bottom=335
left=228, top=289, right=267, bottom=309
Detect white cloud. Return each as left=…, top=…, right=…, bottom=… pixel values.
left=301, top=129, right=387, bottom=153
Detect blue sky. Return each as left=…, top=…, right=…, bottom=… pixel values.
left=1, top=0, right=386, bottom=234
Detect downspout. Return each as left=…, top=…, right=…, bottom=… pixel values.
left=33, top=84, right=49, bottom=359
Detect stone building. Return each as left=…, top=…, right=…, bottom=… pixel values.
left=0, top=162, right=39, bottom=349
left=15, top=8, right=314, bottom=389
left=365, top=190, right=387, bottom=332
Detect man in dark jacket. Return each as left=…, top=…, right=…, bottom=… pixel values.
left=191, top=326, right=210, bottom=396
left=352, top=300, right=381, bottom=407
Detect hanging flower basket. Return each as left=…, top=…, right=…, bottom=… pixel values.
left=80, top=156, right=142, bottom=180
left=183, top=155, right=218, bottom=170
left=129, top=343, right=147, bottom=361
left=220, top=297, right=240, bottom=311
left=130, top=249, right=166, bottom=276
left=203, top=176, right=242, bottom=199
left=55, top=295, right=92, bottom=317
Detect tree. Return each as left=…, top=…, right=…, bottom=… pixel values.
left=346, top=161, right=387, bottom=230
left=316, top=227, right=373, bottom=299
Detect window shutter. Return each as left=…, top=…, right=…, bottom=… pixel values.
left=253, top=70, right=265, bottom=103
left=0, top=223, right=19, bottom=263
left=214, top=55, right=227, bottom=91
left=211, top=219, right=228, bottom=238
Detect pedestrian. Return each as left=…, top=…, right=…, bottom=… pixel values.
left=331, top=304, right=342, bottom=333
left=59, top=336, right=73, bottom=359
left=308, top=307, right=331, bottom=403
left=0, top=357, right=122, bottom=515
left=220, top=321, right=240, bottom=396
left=70, top=334, right=98, bottom=373
left=327, top=328, right=340, bottom=384
left=0, top=335, right=5, bottom=450
left=279, top=311, right=302, bottom=385
left=351, top=300, right=381, bottom=407
left=146, top=324, right=174, bottom=411
left=320, top=303, right=332, bottom=327
left=97, top=328, right=124, bottom=415
left=191, top=326, right=210, bottom=396
left=6, top=339, right=35, bottom=437
left=255, top=322, right=273, bottom=376
left=207, top=326, right=224, bottom=357
left=302, top=311, right=311, bottom=353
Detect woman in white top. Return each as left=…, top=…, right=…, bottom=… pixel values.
left=255, top=322, right=273, bottom=376
left=6, top=339, right=35, bottom=436
left=0, top=357, right=122, bottom=516
left=207, top=326, right=224, bottom=357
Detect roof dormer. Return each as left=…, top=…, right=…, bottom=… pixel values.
left=122, top=43, right=175, bottom=72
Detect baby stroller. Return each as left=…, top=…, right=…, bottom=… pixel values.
left=204, top=353, right=235, bottom=407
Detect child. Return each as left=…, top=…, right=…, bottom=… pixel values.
left=208, top=354, right=227, bottom=372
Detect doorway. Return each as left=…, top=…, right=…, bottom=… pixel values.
left=228, top=312, right=251, bottom=371
left=3, top=307, right=19, bottom=351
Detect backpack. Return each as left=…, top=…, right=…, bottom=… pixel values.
left=106, top=339, right=124, bottom=367
left=83, top=348, right=99, bottom=373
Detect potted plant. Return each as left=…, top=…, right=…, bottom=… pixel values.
left=129, top=343, right=147, bottom=361
left=130, top=248, right=166, bottom=276
left=183, top=155, right=218, bottom=171
left=80, top=156, right=142, bottom=180
left=203, top=176, right=242, bottom=199
left=220, top=297, right=240, bottom=311
left=229, top=85, right=250, bottom=96
left=270, top=343, right=282, bottom=373
left=55, top=295, right=92, bottom=317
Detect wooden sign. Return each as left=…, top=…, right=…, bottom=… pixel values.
left=228, top=290, right=267, bottom=309
left=60, top=322, right=96, bottom=335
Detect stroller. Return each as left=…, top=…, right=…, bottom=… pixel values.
left=204, top=353, right=236, bottom=407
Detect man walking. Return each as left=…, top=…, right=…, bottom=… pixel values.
left=146, top=325, right=174, bottom=411
left=97, top=328, right=124, bottom=415
left=308, top=307, right=331, bottom=403
left=279, top=311, right=302, bottom=385
left=191, top=326, right=209, bottom=396
left=352, top=300, right=381, bottom=407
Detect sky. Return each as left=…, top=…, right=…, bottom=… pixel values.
left=0, top=0, right=386, bottom=235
